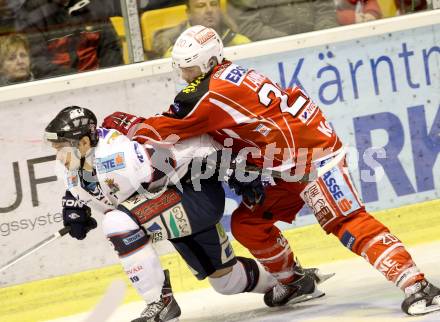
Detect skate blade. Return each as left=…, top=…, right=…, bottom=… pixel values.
left=133, top=316, right=179, bottom=322
left=408, top=302, right=440, bottom=316
left=288, top=289, right=325, bottom=305
left=314, top=270, right=335, bottom=284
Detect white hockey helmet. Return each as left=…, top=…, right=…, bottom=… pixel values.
left=171, top=25, right=224, bottom=74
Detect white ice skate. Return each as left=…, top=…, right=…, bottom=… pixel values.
left=402, top=279, right=440, bottom=315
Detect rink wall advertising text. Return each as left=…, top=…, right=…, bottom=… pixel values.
left=0, top=15, right=439, bottom=285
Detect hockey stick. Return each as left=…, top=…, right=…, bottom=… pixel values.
left=83, top=279, right=127, bottom=322
left=0, top=227, right=70, bottom=273
left=245, top=148, right=346, bottom=181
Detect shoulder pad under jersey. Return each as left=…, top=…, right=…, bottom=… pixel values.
left=94, top=129, right=152, bottom=205
left=97, top=127, right=124, bottom=143
left=170, top=73, right=211, bottom=118
left=212, top=63, right=248, bottom=87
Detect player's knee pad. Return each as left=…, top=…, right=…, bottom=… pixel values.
left=236, top=256, right=278, bottom=293
left=103, top=211, right=164, bottom=303
left=107, top=227, right=150, bottom=258
left=102, top=210, right=149, bottom=257
left=118, top=236, right=164, bottom=303
left=102, top=209, right=139, bottom=235
left=209, top=260, right=248, bottom=295
left=208, top=257, right=277, bottom=295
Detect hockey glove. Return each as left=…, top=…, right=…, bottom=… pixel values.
left=227, top=158, right=267, bottom=209
left=102, top=111, right=145, bottom=136
left=62, top=191, right=97, bottom=240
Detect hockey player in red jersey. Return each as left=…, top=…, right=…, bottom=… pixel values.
left=103, top=25, right=440, bottom=315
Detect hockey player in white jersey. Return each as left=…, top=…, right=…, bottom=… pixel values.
left=44, top=106, right=331, bottom=322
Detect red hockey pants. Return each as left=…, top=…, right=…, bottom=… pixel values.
left=231, top=159, right=424, bottom=289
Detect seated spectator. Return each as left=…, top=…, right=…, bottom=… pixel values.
left=138, top=0, right=185, bottom=11
left=111, top=0, right=185, bottom=15
left=395, top=0, right=427, bottom=13
left=336, top=0, right=382, bottom=25
left=0, top=0, right=26, bottom=34
left=0, top=33, right=34, bottom=86
left=15, top=0, right=122, bottom=78
left=227, top=0, right=338, bottom=41
left=153, top=0, right=250, bottom=58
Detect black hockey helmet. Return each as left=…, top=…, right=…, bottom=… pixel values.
left=44, top=106, right=98, bottom=147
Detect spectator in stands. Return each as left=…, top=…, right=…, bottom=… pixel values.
left=138, top=0, right=185, bottom=11
left=153, top=0, right=250, bottom=58
left=395, top=0, right=427, bottom=13
left=112, top=0, right=185, bottom=15
left=0, top=33, right=34, bottom=86
left=15, top=0, right=122, bottom=78
left=227, top=0, right=338, bottom=41
left=335, top=0, right=382, bottom=25
left=0, top=0, right=25, bottom=34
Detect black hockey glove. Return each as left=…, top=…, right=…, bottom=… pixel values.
left=227, top=158, right=267, bottom=209
left=62, top=191, right=97, bottom=240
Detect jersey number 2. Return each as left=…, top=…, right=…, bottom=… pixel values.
left=258, top=83, right=307, bottom=117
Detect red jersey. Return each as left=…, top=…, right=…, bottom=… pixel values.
left=133, top=61, right=342, bottom=174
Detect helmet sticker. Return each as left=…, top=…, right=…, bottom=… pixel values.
left=69, top=108, right=85, bottom=119
left=194, top=28, right=216, bottom=45
left=175, top=38, right=188, bottom=48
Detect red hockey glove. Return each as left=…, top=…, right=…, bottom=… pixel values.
left=102, top=111, right=145, bottom=136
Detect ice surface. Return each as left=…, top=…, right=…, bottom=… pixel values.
left=48, top=241, right=440, bottom=322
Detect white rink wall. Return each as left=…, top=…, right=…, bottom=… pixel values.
left=0, top=11, right=439, bottom=286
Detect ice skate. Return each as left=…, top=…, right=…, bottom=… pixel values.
left=264, top=264, right=329, bottom=307
left=131, top=270, right=181, bottom=322
left=402, top=279, right=440, bottom=316
left=304, top=267, right=335, bottom=285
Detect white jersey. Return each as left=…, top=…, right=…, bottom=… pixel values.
left=65, top=127, right=221, bottom=212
